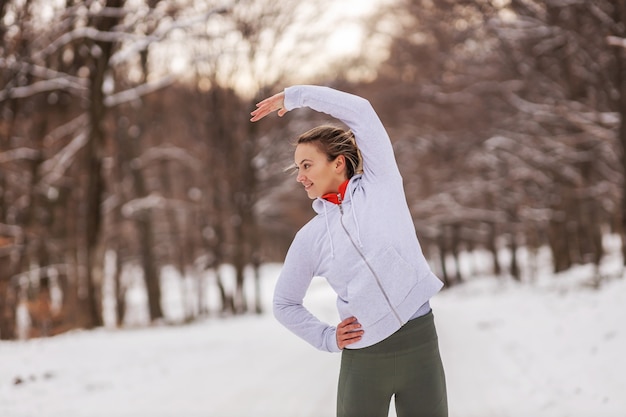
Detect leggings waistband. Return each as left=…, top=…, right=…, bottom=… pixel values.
left=345, top=310, right=438, bottom=356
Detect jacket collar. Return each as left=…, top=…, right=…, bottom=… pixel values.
left=313, top=174, right=361, bottom=215
left=321, top=179, right=350, bottom=205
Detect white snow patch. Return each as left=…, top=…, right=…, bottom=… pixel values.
left=1, top=248, right=625, bottom=417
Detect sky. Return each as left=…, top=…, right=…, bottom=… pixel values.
left=148, top=0, right=395, bottom=95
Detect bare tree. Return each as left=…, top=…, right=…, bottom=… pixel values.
left=0, top=0, right=235, bottom=337
left=347, top=0, right=620, bottom=283
left=609, top=3, right=626, bottom=268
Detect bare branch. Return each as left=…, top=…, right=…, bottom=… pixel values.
left=0, top=58, right=87, bottom=88
left=104, top=75, right=175, bottom=107
left=39, top=131, right=88, bottom=186
left=32, top=27, right=160, bottom=63
left=44, top=114, right=89, bottom=145
left=0, top=148, right=41, bottom=164
left=134, top=144, right=203, bottom=171
left=121, top=193, right=195, bottom=218
left=110, top=5, right=231, bottom=66
left=607, top=35, right=626, bottom=49
left=10, top=264, right=70, bottom=286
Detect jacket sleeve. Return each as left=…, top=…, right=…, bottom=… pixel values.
left=272, top=228, right=341, bottom=353
left=284, top=85, right=401, bottom=182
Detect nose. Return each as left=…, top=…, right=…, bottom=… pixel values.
left=296, top=172, right=306, bottom=183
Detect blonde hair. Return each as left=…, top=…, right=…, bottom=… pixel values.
left=295, top=125, right=363, bottom=178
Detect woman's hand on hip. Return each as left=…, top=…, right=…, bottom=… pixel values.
left=336, top=316, right=363, bottom=350
left=250, top=91, right=287, bottom=122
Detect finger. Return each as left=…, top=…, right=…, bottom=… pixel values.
left=339, top=316, right=356, bottom=326
left=339, top=322, right=361, bottom=333
left=251, top=104, right=270, bottom=115
left=338, top=332, right=363, bottom=349
left=337, top=326, right=362, bottom=341
left=345, top=323, right=362, bottom=333
left=250, top=103, right=282, bottom=122
left=250, top=108, right=270, bottom=122
left=254, top=97, right=273, bottom=108
left=339, top=317, right=358, bottom=327
left=339, top=329, right=363, bottom=339
left=255, top=93, right=280, bottom=109
left=342, top=335, right=362, bottom=348
left=342, top=332, right=363, bottom=341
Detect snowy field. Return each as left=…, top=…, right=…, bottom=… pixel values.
left=1, top=240, right=625, bottom=417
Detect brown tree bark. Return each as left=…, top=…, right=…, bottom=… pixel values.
left=82, top=0, right=126, bottom=328
left=615, top=2, right=626, bottom=267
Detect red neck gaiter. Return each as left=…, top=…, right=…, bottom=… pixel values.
left=322, top=179, right=350, bottom=205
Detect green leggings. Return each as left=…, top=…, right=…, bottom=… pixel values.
left=337, top=311, right=448, bottom=417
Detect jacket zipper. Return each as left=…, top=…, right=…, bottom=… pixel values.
left=337, top=198, right=403, bottom=325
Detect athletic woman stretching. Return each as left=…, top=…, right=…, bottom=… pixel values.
left=251, top=85, right=448, bottom=417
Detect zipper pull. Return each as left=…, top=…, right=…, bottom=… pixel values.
left=337, top=193, right=343, bottom=214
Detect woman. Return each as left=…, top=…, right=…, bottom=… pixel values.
left=251, top=85, right=448, bottom=417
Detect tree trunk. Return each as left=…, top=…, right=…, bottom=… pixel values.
left=451, top=224, right=463, bottom=284
left=114, top=249, right=126, bottom=326
left=83, top=0, right=126, bottom=328
left=487, top=222, right=502, bottom=276
left=612, top=2, right=626, bottom=267
left=510, top=232, right=520, bottom=281
left=0, top=277, right=17, bottom=340
left=122, top=119, right=163, bottom=322
left=137, top=215, right=162, bottom=321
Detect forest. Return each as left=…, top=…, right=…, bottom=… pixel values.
left=1, top=0, right=624, bottom=340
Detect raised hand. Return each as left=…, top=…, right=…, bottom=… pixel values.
left=250, top=91, right=287, bottom=122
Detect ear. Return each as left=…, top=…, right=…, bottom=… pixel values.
left=335, top=155, right=346, bottom=173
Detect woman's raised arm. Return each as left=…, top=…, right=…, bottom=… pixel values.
left=251, top=85, right=401, bottom=181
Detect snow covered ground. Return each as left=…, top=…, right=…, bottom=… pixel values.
left=1, top=242, right=625, bottom=417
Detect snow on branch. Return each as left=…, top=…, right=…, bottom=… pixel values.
left=44, top=114, right=89, bottom=145
left=104, top=75, right=175, bottom=107
left=504, top=91, right=554, bottom=116
left=10, top=264, right=70, bottom=287
left=412, top=193, right=507, bottom=224
left=87, top=6, right=129, bottom=19
left=28, top=64, right=87, bottom=88
left=0, top=77, right=87, bottom=102
left=607, top=36, right=626, bottom=49
left=133, top=144, right=203, bottom=171
left=590, top=4, right=618, bottom=29
left=32, top=27, right=160, bottom=62
left=421, top=79, right=524, bottom=106
left=506, top=90, right=617, bottom=142
left=109, top=5, right=231, bottom=66
left=39, top=131, right=88, bottom=186
left=559, top=110, right=617, bottom=142
left=121, top=193, right=194, bottom=218
left=0, top=148, right=41, bottom=164
left=0, top=58, right=87, bottom=88
left=485, top=134, right=583, bottom=185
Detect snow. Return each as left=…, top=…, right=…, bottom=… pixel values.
left=1, top=245, right=625, bottom=417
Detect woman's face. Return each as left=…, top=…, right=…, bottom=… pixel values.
left=294, top=142, right=345, bottom=200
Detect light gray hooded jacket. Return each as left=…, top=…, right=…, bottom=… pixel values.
left=273, top=85, right=443, bottom=352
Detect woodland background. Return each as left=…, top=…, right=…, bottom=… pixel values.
left=1, top=0, right=625, bottom=340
